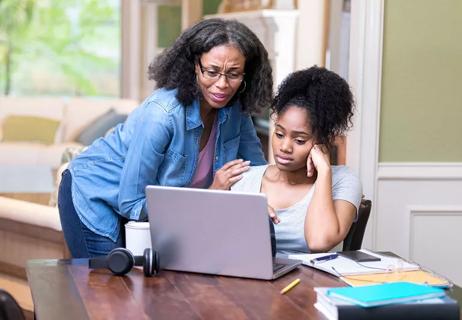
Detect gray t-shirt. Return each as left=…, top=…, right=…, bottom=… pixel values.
left=232, top=165, right=362, bottom=254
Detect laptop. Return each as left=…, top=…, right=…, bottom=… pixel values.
left=145, top=185, right=301, bottom=280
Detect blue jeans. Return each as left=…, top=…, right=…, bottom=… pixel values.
left=58, top=169, right=125, bottom=258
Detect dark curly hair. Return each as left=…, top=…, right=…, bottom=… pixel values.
left=271, top=66, right=354, bottom=147
left=148, top=18, right=273, bottom=114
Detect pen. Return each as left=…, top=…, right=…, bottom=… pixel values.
left=280, top=278, right=301, bottom=294
left=310, top=253, right=338, bottom=264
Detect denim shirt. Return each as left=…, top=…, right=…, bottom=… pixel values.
left=69, top=88, right=266, bottom=241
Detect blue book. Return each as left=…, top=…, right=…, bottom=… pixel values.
left=327, top=282, right=446, bottom=307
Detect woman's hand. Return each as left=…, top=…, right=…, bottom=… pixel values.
left=268, top=204, right=280, bottom=224
left=209, top=159, right=250, bottom=190
left=306, top=144, right=331, bottom=177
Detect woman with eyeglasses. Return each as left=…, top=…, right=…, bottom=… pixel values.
left=58, top=18, right=273, bottom=258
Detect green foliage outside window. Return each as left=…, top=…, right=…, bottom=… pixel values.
left=0, top=0, right=120, bottom=97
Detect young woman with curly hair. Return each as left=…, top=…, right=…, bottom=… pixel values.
left=232, top=66, right=362, bottom=254
left=58, top=18, right=273, bottom=258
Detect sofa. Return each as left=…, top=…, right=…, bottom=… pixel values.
left=0, top=96, right=138, bottom=192
left=0, top=96, right=139, bottom=267
left=0, top=96, right=138, bottom=316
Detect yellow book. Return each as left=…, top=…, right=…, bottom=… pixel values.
left=341, top=269, right=451, bottom=287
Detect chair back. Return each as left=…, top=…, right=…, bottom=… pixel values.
left=0, top=289, right=25, bottom=320
left=342, top=199, right=372, bottom=251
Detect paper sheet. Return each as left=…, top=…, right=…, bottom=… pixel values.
left=285, top=249, right=420, bottom=276
left=340, top=269, right=451, bottom=287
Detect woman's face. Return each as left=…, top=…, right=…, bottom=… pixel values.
left=195, top=44, right=246, bottom=110
left=272, top=106, right=314, bottom=172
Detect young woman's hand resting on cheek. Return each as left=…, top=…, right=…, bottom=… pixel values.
left=306, top=144, right=331, bottom=177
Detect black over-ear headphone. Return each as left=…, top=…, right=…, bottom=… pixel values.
left=89, top=248, right=159, bottom=277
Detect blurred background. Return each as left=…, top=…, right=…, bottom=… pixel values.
left=0, top=0, right=121, bottom=97
left=0, top=1, right=461, bottom=317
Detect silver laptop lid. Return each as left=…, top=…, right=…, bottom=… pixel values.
left=146, top=185, right=275, bottom=279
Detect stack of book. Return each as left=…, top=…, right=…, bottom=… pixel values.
left=315, top=282, right=459, bottom=320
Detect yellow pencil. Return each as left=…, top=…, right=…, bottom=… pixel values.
left=280, top=278, right=301, bottom=294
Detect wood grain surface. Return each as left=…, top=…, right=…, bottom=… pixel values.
left=27, top=259, right=462, bottom=320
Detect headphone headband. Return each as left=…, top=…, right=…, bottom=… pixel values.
left=88, top=248, right=159, bottom=277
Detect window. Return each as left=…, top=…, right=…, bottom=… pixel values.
left=0, top=0, right=120, bottom=97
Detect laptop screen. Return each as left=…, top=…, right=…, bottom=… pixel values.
left=145, top=185, right=275, bottom=279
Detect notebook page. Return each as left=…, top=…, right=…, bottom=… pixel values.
left=285, top=249, right=420, bottom=276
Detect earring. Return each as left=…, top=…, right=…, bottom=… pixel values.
left=239, top=80, right=247, bottom=94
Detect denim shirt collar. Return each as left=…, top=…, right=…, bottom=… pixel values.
left=185, top=98, right=237, bottom=130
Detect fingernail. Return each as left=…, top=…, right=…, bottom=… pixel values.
left=244, top=160, right=251, bottom=165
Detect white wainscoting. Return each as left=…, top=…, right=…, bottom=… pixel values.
left=374, top=162, right=462, bottom=286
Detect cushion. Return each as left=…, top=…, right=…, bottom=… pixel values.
left=0, top=142, right=82, bottom=169
left=1, top=115, right=60, bottom=145
left=76, top=108, right=127, bottom=145
left=62, top=98, right=137, bottom=142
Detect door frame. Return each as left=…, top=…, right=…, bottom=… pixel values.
left=346, top=0, right=384, bottom=248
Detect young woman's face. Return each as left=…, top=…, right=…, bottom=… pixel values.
left=272, top=106, right=314, bottom=172
left=195, top=44, right=246, bottom=110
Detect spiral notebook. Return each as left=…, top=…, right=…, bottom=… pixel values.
left=285, top=249, right=420, bottom=276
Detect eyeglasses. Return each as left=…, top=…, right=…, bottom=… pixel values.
left=198, top=60, right=245, bottom=83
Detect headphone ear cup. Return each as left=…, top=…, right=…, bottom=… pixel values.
left=143, top=248, right=152, bottom=277
left=152, top=250, right=160, bottom=276
left=142, top=248, right=159, bottom=277
left=106, top=248, right=134, bottom=276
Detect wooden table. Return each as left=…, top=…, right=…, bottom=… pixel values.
left=27, top=258, right=344, bottom=319
left=27, top=259, right=462, bottom=320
